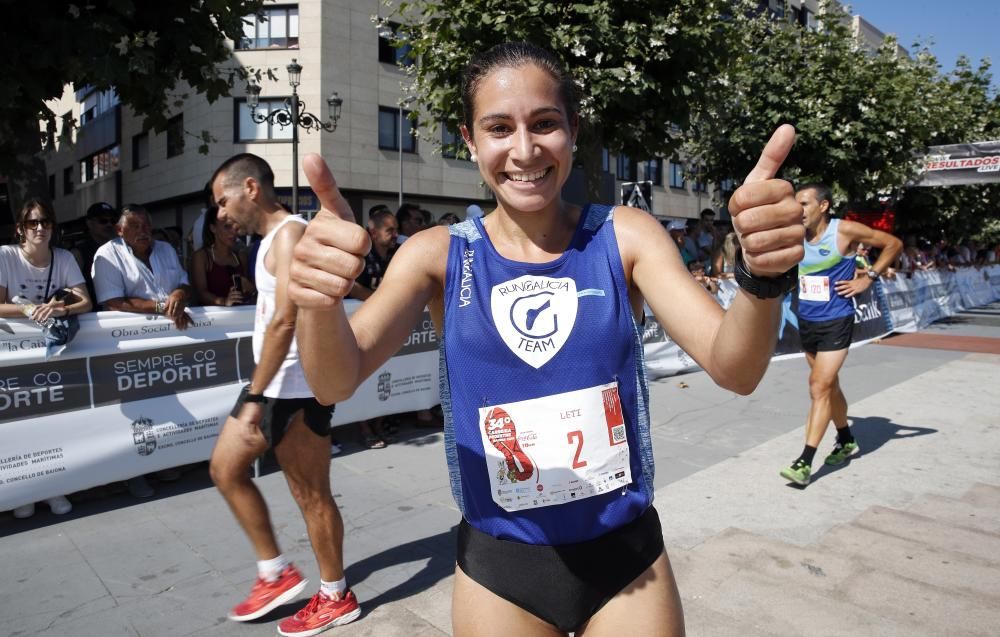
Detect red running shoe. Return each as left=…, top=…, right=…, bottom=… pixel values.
left=228, top=565, right=307, bottom=622
left=277, top=590, right=362, bottom=636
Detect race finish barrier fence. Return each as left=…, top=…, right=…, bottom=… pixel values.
left=3, top=266, right=999, bottom=510
left=643, top=277, right=894, bottom=379
left=0, top=302, right=439, bottom=511
left=642, top=265, right=1000, bottom=379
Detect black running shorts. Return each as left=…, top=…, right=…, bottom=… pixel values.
left=457, top=506, right=664, bottom=632
left=230, top=386, right=333, bottom=447
left=798, top=314, right=855, bottom=353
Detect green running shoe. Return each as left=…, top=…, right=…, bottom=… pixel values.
left=780, top=460, right=811, bottom=486
left=824, top=441, right=860, bottom=466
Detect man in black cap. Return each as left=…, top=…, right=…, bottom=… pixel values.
left=72, top=202, right=119, bottom=303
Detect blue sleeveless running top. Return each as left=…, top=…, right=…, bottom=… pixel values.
left=796, top=218, right=856, bottom=322
left=440, top=204, right=654, bottom=546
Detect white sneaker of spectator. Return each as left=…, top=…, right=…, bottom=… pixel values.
left=12, top=495, right=72, bottom=518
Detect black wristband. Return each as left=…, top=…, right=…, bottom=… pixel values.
left=734, top=251, right=797, bottom=299
left=243, top=384, right=267, bottom=404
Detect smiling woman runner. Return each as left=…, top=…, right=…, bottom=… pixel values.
left=289, top=42, right=804, bottom=637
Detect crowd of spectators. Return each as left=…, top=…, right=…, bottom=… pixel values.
left=663, top=208, right=1000, bottom=293
left=894, top=235, right=999, bottom=274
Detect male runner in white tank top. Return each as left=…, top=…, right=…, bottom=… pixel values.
left=208, top=154, right=360, bottom=636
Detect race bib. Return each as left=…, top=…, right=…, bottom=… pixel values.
left=799, top=275, right=831, bottom=302
left=478, top=382, right=632, bottom=512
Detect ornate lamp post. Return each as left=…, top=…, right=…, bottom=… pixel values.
left=246, top=59, right=343, bottom=217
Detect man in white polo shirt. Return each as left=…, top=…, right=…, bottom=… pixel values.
left=92, top=204, right=192, bottom=330
left=91, top=203, right=192, bottom=498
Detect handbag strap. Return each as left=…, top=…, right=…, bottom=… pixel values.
left=44, top=248, right=55, bottom=300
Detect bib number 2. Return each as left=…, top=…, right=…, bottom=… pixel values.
left=568, top=430, right=587, bottom=469
left=478, top=382, right=633, bottom=512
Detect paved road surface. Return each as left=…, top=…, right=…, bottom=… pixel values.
left=3, top=303, right=998, bottom=636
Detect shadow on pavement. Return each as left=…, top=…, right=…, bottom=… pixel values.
left=0, top=464, right=217, bottom=538
left=346, top=525, right=458, bottom=611
left=808, top=415, right=938, bottom=485
left=1, top=425, right=444, bottom=537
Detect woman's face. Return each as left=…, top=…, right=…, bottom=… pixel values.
left=212, top=217, right=238, bottom=247
left=462, top=64, right=577, bottom=215
left=20, top=207, right=54, bottom=248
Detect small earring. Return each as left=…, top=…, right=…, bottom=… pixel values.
left=572, top=144, right=578, bottom=152
left=470, top=154, right=478, bottom=163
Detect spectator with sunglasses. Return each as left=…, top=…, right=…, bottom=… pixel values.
left=1, top=197, right=92, bottom=519
left=72, top=202, right=119, bottom=303
left=1, top=197, right=92, bottom=324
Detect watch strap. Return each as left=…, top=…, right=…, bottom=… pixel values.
left=243, top=384, right=267, bottom=403
left=734, top=251, right=797, bottom=299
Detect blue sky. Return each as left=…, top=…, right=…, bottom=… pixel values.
left=844, top=0, right=999, bottom=86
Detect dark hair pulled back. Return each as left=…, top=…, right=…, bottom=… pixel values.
left=461, top=42, right=578, bottom=133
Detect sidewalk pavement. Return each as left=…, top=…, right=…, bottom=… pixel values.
left=2, top=303, right=998, bottom=636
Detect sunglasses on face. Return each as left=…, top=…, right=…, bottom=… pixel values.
left=92, top=216, right=116, bottom=225
left=23, top=219, right=54, bottom=230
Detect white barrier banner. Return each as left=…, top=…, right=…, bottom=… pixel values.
left=882, top=266, right=1000, bottom=332
left=642, top=278, right=895, bottom=379
left=0, top=303, right=438, bottom=511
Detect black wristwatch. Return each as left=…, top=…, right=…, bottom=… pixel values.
left=734, top=251, right=797, bottom=299
left=243, top=384, right=267, bottom=403
left=865, top=268, right=880, bottom=280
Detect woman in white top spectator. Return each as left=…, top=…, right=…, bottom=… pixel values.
left=0, top=197, right=92, bottom=518
left=0, top=197, right=92, bottom=323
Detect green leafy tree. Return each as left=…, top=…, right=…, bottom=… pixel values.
left=684, top=0, right=948, bottom=209
left=895, top=56, right=1000, bottom=242
left=0, top=1, right=263, bottom=211
left=384, top=0, right=739, bottom=200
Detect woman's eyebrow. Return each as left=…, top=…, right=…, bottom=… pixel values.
left=478, top=106, right=563, bottom=126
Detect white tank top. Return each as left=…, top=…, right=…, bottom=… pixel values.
left=252, top=214, right=311, bottom=398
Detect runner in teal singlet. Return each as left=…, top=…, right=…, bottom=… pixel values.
left=780, top=183, right=902, bottom=487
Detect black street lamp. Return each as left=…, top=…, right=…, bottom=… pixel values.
left=246, top=59, right=343, bottom=217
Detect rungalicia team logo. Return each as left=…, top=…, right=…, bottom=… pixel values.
left=377, top=372, right=391, bottom=401
left=491, top=275, right=578, bottom=368
left=131, top=417, right=157, bottom=456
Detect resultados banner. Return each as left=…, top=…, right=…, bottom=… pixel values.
left=917, top=140, right=1000, bottom=187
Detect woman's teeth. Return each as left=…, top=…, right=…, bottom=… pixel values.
left=506, top=168, right=549, bottom=182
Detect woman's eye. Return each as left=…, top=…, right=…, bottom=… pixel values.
left=488, top=124, right=511, bottom=135
left=534, top=120, right=557, bottom=131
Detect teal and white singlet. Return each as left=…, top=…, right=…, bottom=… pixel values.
left=797, top=218, right=856, bottom=322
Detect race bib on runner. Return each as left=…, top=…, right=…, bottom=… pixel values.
left=478, top=382, right=632, bottom=512
left=799, top=275, right=831, bottom=302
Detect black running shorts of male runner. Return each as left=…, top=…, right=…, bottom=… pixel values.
left=230, top=386, right=333, bottom=447
left=798, top=314, right=855, bottom=353
left=456, top=506, right=664, bottom=632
